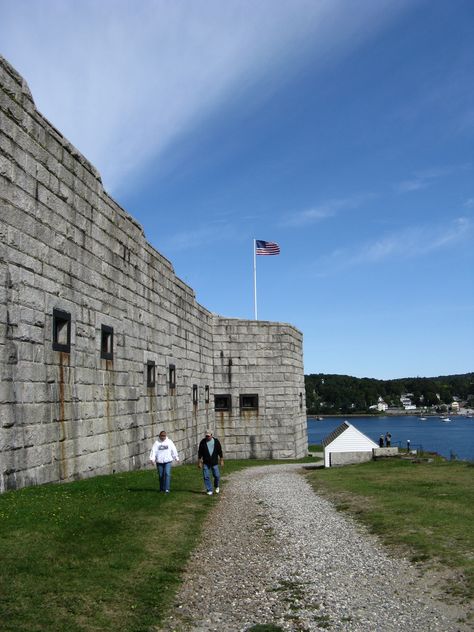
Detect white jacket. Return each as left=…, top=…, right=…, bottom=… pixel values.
left=149, top=438, right=179, bottom=464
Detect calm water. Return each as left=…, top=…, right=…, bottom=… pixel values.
left=307, top=415, right=474, bottom=462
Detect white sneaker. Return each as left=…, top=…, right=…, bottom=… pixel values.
left=206, top=491, right=213, bottom=495
left=215, top=487, right=220, bottom=494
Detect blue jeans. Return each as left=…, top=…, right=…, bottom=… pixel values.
left=156, top=461, right=172, bottom=491
left=203, top=464, right=220, bottom=492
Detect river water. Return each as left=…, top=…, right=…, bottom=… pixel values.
left=307, top=415, right=474, bottom=462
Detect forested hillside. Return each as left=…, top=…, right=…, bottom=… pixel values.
left=305, top=373, right=474, bottom=414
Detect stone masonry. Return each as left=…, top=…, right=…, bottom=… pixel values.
left=0, top=56, right=307, bottom=493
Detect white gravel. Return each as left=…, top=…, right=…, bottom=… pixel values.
left=158, top=464, right=471, bottom=631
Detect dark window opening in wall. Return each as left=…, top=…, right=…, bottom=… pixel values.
left=300, top=392, right=303, bottom=410
left=169, top=364, right=176, bottom=389
left=52, top=309, right=71, bottom=353
left=205, top=385, right=210, bottom=404
left=147, top=361, right=156, bottom=387
left=101, top=325, right=114, bottom=360
left=240, top=394, right=259, bottom=410
left=193, top=384, right=198, bottom=405
left=215, top=394, right=231, bottom=411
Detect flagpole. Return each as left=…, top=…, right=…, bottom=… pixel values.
left=253, top=239, right=258, bottom=320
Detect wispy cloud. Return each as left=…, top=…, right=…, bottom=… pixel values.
left=0, top=0, right=415, bottom=193
left=282, top=193, right=374, bottom=227
left=396, top=164, right=471, bottom=193
left=162, top=222, right=232, bottom=253
left=316, top=216, right=472, bottom=275
left=353, top=217, right=471, bottom=263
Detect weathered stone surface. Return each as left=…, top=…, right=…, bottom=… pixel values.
left=329, top=450, right=373, bottom=466
left=0, top=55, right=307, bottom=493
left=373, top=447, right=399, bottom=457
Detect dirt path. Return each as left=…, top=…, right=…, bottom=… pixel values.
left=158, top=464, right=471, bottom=631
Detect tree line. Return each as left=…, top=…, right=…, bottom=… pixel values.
left=305, top=372, right=474, bottom=415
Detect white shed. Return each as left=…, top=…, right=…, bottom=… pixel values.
left=322, top=421, right=379, bottom=468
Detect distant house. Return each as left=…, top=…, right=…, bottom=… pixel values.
left=400, top=394, right=416, bottom=410
left=369, top=397, right=388, bottom=412
left=451, top=401, right=460, bottom=412
left=322, top=422, right=379, bottom=468
left=369, top=402, right=388, bottom=412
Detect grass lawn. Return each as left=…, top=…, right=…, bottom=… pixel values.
left=305, top=458, right=474, bottom=602
left=0, top=459, right=297, bottom=631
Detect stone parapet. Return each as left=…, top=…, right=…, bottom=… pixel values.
left=372, top=447, right=399, bottom=458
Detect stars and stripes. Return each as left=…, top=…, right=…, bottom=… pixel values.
left=255, top=240, right=280, bottom=255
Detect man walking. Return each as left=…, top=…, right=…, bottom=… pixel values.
left=198, top=429, right=224, bottom=496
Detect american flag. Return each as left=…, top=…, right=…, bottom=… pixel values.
left=255, top=240, right=280, bottom=256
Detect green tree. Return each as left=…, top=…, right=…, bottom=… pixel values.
left=304, top=372, right=473, bottom=413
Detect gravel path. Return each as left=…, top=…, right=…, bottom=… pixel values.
left=158, top=464, right=470, bottom=631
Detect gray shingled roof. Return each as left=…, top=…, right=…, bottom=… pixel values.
left=322, top=421, right=350, bottom=447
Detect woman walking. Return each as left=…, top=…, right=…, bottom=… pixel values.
left=149, top=430, right=179, bottom=492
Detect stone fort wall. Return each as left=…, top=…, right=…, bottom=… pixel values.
left=0, top=56, right=307, bottom=493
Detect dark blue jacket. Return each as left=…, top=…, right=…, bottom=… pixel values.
left=198, top=437, right=223, bottom=466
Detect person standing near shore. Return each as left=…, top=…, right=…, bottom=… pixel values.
left=198, top=430, right=224, bottom=496
left=149, top=430, right=179, bottom=493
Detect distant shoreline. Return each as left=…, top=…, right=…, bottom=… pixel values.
left=307, top=412, right=469, bottom=419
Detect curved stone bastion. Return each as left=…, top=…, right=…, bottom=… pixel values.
left=0, top=56, right=307, bottom=493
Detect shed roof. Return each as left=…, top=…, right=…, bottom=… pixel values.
left=322, top=421, right=350, bottom=447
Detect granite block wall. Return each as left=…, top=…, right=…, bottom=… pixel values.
left=0, top=56, right=307, bottom=492
left=212, top=318, right=307, bottom=460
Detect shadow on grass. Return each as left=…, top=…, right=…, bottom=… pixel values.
left=127, top=488, right=209, bottom=495
left=126, top=487, right=160, bottom=493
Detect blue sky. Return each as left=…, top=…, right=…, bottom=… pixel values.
left=1, top=0, right=473, bottom=379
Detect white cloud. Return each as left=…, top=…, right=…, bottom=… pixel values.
left=356, top=216, right=471, bottom=262
left=316, top=216, right=472, bottom=274
left=162, top=222, right=232, bottom=253
left=396, top=164, right=471, bottom=193
left=0, top=0, right=415, bottom=192
left=397, top=178, right=428, bottom=193
left=282, top=203, right=338, bottom=227
left=282, top=193, right=374, bottom=227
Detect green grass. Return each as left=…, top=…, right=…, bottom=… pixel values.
left=0, top=466, right=204, bottom=631
left=306, top=458, right=474, bottom=601
left=0, top=459, right=301, bottom=631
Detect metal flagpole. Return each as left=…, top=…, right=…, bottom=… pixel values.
left=253, top=239, right=258, bottom=320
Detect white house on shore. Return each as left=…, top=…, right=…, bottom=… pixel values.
left=369, top=397, right=388, bottom=412
left=322, top=421, right=379, bottom=468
